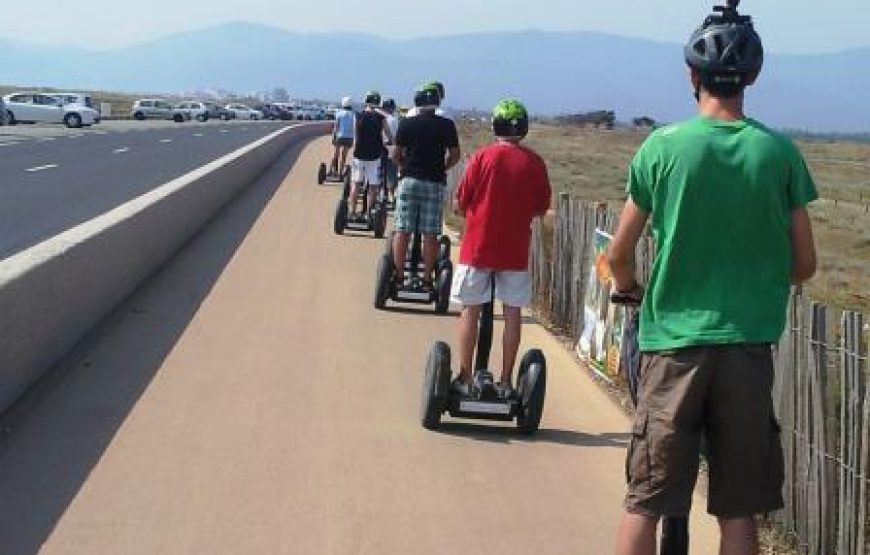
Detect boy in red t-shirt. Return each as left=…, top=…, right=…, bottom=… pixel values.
left=451, top=99, right=551, bottom=397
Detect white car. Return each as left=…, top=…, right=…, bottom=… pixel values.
left=55, top=92, right=100, bottom=123
left=175, top=101, right=209, bottom=122
left=132, top=99, right=185, bottom=122
left=225, top=104, right=262, bottom=120
left=2, top=92, right=97, bottom=128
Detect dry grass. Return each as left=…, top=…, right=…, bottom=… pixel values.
left=458, top=121, right=870, bottom=313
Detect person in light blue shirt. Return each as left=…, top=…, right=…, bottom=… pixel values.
left=331, top=96, right=356, bottom=174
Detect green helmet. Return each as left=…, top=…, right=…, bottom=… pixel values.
left=365, top=91, right=381, bottom=106
left=423, top=80, right=445, bottom=100
left=492, top=98, right=529, bottom=139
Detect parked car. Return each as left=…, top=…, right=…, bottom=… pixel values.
left=131, top=99, right=185, bottom=122
left=55, top=92, right=100, bottom=123
left=225, top=104, right=262, bottom=120
left=203, top=102, right=234, bottom=121
left=2, top=92, right=98, bottom=128
left=0, top=95, right=6, bottom=126
left=175, top=101, right=209, bottom=122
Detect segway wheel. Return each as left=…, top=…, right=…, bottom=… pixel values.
left=517, top=349, right=547, bottom=435
left=333, top=200, right=348, bottom=235
left=421, top=341, right=452, bottom=430
left=317, top=163, right=327, bottom=185
left=342, top=174, right=351, bottom=200
left=373, top=204, right=387, bottom=239
left=374, top=253, right=394, bottom=310
left=435, top=262, right=453, bottom=314
left=438, top=235, right=452, bottom=262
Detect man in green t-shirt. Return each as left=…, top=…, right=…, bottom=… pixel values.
left=608, top=2, right=818, bottom=554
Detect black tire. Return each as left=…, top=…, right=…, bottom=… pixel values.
left=373, top=204, right=387, bottom=239
left=342, top=175, right=351, bottom=200
left=438, top=235, right=452, bottom=262
left=342, top=165, right=351, bottom=180
left=318, top=163, right=327, bottom=185
left=173, top=114, right=184, bottom=123
left=133, top=112, right=145, bottom=121
left=421, top=342, right=452, bottom=430
left=333, top=200, right=348, bottom=235
left=63, top=113, right=82, bottom=128
left=435, top=262, right=453, bottom=314
left=374, top=253, right=394, bottom=310
left=517, top=349, right=547, bottom=435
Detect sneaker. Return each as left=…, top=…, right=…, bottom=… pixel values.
left=495, top=382, right=516, bottom=400
left=451, top=377, right=471, bottom=397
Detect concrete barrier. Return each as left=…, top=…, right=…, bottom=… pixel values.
left=0, top=123, right=328, bottom=414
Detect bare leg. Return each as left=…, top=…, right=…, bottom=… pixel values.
left=349, top=182, right=362, bottom=214
left=616, top=512, right=658, bottom=555
left=422, top=235, right=438, bottom=283
left=392, top=232, right=411, bottom=281
left=458, top=305, right=482, bottom=382
left=339, top=147, right=349, bottom=170
left=718, top=517, right=759, bottom=555
left=368, top=185, right=379, bottom=214
left=331, top=145, right=341, bottom=171
left=500, top=305, right=522, bottom=386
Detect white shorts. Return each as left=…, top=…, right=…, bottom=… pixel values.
left=450, top=265, right=533, bottom=308
left=352, top=158, right=381, bottom=186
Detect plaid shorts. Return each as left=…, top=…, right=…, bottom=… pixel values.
left=394, top=177, right=444, bottom=235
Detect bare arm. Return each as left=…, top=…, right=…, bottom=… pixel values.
left=445, top=147, right=461, bottom=171
left=607, top=199, right=650, bottom=293
left=394, top=145, right=405, bottom=168
left=791, top=207, right=817, bottom=283
left=382, top=119, right=394, bottom=145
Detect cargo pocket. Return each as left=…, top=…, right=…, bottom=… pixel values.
left=626, top=411, right=651, bottom=486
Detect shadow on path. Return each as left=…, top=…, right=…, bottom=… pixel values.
left=436, top=421, right=630, bottom=448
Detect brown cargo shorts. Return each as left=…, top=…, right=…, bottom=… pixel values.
left=624, top=344, right=785, bottom=518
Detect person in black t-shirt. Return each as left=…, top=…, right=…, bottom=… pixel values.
left=392, top=83, right=460, bottom=289
left=350, top=91, right=394, bottom=218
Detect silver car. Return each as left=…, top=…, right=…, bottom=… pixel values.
left=175, top=101, right=209, bottom=122
left=131, top=99, right=185, bottom=122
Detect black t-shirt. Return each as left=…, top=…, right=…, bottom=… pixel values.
left=395, top=113, right=459, bottom=183
left=353, top=110, right=386, bottom=161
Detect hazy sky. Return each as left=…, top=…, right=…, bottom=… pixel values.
left=3, top=0, right=866, bottom=54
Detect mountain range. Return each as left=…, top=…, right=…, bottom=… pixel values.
left=1, top=23, right=868, bottom=132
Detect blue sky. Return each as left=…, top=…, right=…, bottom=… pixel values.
left=3, top=0, right=866, bottom=54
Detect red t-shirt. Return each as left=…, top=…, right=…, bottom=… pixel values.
left=455, top=142, right=551, bottom=270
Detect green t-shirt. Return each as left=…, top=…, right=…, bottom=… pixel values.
left=628, top=116, right=818, bottom=351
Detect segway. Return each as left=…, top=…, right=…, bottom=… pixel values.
left=611, top=289, right=689, bottom=555
left=420, top=276, right=547, bottom=434
left=333, top=176, right=387, bottom=238
left=374, top=231, right=452, bottom=313
left=317, top=160, right=350, bottom=186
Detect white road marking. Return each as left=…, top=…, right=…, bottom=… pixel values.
left=159, top=139, right=172, bottom=143
left=220, top=129, right=229, bottom=133
left=94, top=131, right=108, bottom=135
left=193, top=133, right=204, bottom=137
left=113, top=147, right=130, bottom=154
left=0, top=142, right=20, bottom=147
left=38, top=138, right=56, bottom=142
left=25, top=164, right=59, bottom=173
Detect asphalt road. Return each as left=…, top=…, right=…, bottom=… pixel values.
left=0, top=138, right=719, bottom=554
left=0, top=119, right=312, bottom=259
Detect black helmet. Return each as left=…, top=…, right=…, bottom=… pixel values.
left=365, top=90, right=381, bottom=106
left=429, top=81, right=446, bottom=101
left=492, top=98, right=529, bottom=139
left=381, top=98, right=396, bottom=111
left=414, top=83, right=441, bottom=108
left=685, top=0, right=763, bottom=78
